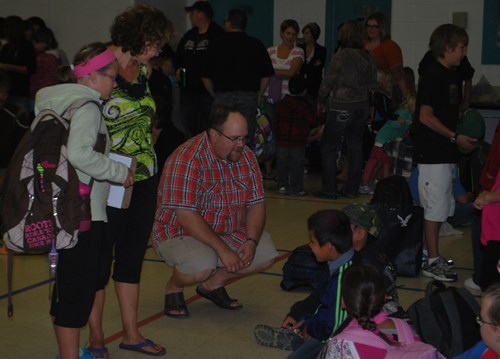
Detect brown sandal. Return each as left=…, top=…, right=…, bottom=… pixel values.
left=164, top=292, right=189, bottom=318
left=196, top=285, right=242, bottom=310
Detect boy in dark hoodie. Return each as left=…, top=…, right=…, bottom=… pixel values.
left=254, top=209, right=355, bottom=359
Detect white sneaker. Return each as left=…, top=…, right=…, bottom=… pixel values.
left=464, top=277, right=481, bottom=291
left=358, top=184, right=373, bottom=195
left=275, top=187, right=287, bottom=195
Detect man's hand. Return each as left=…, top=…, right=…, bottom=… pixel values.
left=219, top=247, right=245, bottom=273
left=236, top=240, right=257, bottom=267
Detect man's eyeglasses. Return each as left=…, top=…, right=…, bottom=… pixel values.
left=212, top=128, right=248, bottom=144
left=476, top=315, right=497, bottom=327
left=97, top=72, right=117, bottom=81
left=366, top=24, right=380, bottom=29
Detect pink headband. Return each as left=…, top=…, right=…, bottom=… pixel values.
left=73, top=49, right=116, bottom=79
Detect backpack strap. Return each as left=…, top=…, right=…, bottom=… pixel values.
left=30, top=99, right=102, bottom=132
left=455, top=287, right=480, bottom=315
left=7, top=249, right=13, bottom=317
left=388, top=317, right=415, bottom=344
left=425, top=280, right=445, bottom=297
left=439, top=289, right=465, bottom=356
left=335, top=325, right=389, bottom=350
left=30, top=109, right=70, bottom=132
left=61, top=99, right=102, bottom=119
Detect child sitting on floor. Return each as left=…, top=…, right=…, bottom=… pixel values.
left=254, top=209, right=355, bottom=359
left=319, top=263, right=443, bottom=359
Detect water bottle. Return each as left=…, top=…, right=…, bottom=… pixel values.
left=180, top=68, right=187, bottom=89
left=79, top=182, right=92, bottom=232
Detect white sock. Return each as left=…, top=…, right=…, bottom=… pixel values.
left=428, top=256, right=439, bottom=265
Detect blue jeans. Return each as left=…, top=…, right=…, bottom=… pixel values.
left=276, top=146, right=306, bottom=193
left=320, top=109, right=369, bottom=196
left=287, top=336, right=324, bottom=359
left=214, top=91, right=258, bottom=147
left=447, top=202, right=474, bottom=227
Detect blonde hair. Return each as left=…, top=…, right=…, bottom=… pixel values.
left=376, top=69, right=392, bottom=95
left=401, top=95, right=416, bottom=113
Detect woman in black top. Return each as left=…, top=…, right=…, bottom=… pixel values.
left=299, top=23, right=326, bottom=101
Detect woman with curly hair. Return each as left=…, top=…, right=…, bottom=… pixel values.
left=85, top=5, right=173, bottom=358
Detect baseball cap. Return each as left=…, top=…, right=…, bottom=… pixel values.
left=341, top=204, right=380, bottom=237
left=185, top=1, right=214, bottom=19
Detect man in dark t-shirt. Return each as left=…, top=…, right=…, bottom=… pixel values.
left=418, top=51, right=475, bottom=112
left=201, top=9, right=274, bottom=146
left=174, top=1, right=224, bottom=137
left=412, top=24, right=476, bottom=282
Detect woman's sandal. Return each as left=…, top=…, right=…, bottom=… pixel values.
left=196, top=285, right=243, bottom=310
left=164, top=292, right=189, bottom=318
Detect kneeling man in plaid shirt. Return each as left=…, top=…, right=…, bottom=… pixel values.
left=153, top=105, right=278, bottom=318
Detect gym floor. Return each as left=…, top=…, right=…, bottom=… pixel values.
left=0, top=173, right=479, bottom=359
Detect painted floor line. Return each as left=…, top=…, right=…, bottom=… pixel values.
left=103, top=251, right=292, bottom=345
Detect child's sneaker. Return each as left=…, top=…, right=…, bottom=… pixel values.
left=421, top=257, right=457, bottom=282
left=358, top=184, right=373, bottom=195
left=287, top=189, right=307, bottom=197
left=464, top=277, right=481, bottom=291
left=253, top=324, right=295, bottom=351
left=275, top=187, right=287, bottom=195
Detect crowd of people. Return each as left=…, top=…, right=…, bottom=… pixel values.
left=0, top=1, right=499, bottom=359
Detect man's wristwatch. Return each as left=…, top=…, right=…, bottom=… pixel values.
left=450, top=133, right=457, bottom=143
left=245, top=237, right=258, bottom=246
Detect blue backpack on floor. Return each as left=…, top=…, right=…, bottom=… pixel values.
left=281, top=245, right=330, bottom=291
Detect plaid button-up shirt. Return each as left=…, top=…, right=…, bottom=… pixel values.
left=152, top=132, right=264, bottom=248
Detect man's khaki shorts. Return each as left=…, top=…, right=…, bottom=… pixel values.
left=155, top=231, right=278, bottom=274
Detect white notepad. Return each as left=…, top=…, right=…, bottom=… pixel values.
left=107, top=152, right=137, bottom=209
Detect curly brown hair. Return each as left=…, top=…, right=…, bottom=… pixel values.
left=110, top=5, right=174, bottom=56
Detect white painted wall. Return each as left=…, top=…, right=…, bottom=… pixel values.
left=273, top=0, right=326, bottom=47
left=3, top=0, right=134, bottom=61
left=3, top=0, right=499, bottom=85
left=392, top=0, right=500, bottom=85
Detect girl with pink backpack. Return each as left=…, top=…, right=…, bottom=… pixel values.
left=319, top=263, right=445, bottom=359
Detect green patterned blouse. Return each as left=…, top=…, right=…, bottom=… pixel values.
left=103, top=64, right=157, bottom=181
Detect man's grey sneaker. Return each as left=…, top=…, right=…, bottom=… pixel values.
left=421, top=257, right=458, bottom=282
left=253, top=324, right=295, bottom=351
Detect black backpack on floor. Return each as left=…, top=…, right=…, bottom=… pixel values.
left=281, top=245, right=330, bottom=291
left=371, top=175, right=423, bottom=277
left=407, top=280, right=481, bottom=358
